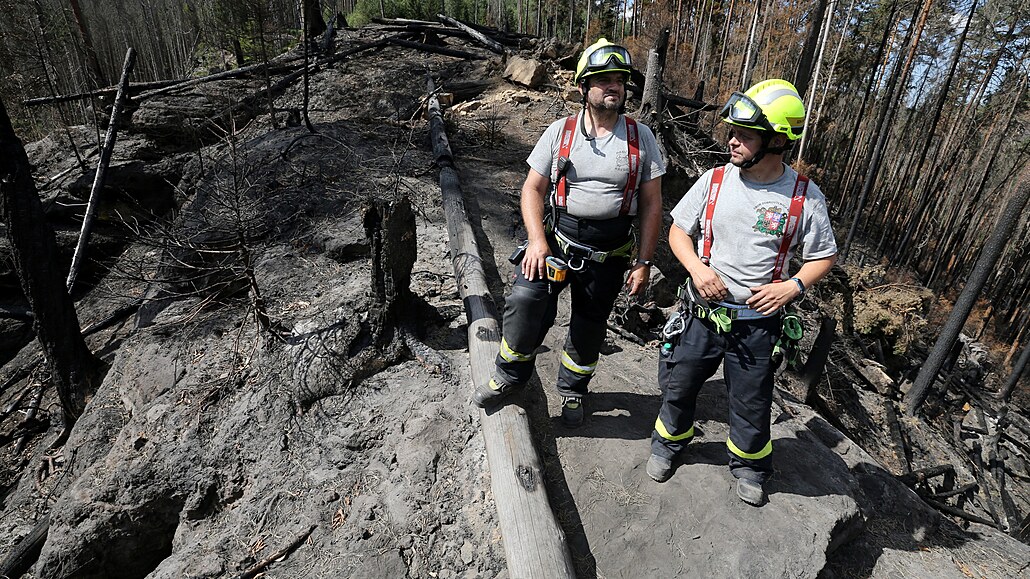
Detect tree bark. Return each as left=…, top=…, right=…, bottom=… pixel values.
left=797, top=0, right=835, bottom=162
left=0, top=97, right=106, bottom=424
left=905, top=164, right=1030, bottom=416
left=303, top=0, right=326, bottom=39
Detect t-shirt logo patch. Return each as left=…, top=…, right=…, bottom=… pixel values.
left=754, top=206, right=787, bottom=236
left=616, top=152, right=629, bottom=172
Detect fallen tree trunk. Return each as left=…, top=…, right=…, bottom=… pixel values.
left=427, top=76, right=575, bottom=578
left=389, top=38, right=485, bottom=60
left=21, top=79, right=180, bottom=107
left=67, top=47, right=136, bottom=293
left=662, top=92, right=719, bottom=111
left=437, top=14, right=507, bottom=55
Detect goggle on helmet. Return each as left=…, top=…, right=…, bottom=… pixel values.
left=575, top=39, right=633, bottom=84
left=720, top=80, right=806, bottom=141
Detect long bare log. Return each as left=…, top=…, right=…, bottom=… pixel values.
left=898, top=464, right=955, bottom=486
left=21, top=79, right=180, bottom=107
left=924, top=498, right=1001, bottom=528
left=389, top=38, right=485, bottom=60
left=437, top=14, right=507, bottom=54
left=662, top=92, right=719, bottom=111
left=427, top=76, right=575, bottom=578
left=135, top=53, right=300, bottom=101
left=0, top=515, right=48, bottom=579
left=66, top=48, right=136, bottom=293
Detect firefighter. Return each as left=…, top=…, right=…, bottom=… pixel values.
left=647, top=79, right=838, bottom=506
left=473, top=39, right=665, bottom=428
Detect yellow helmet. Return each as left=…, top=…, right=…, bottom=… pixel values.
left=575, top=38, right=633, bottom=84
left=720, top=79, right=806, bottom=141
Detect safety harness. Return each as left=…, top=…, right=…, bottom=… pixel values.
left=674, top=165, right=810, bottom=360
left=555, top=114, right=640, bottom=216
left=547, top=113, right=640, bottom=270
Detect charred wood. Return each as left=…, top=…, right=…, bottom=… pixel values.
left=389, top=38, right=485, bottom=60
left=437, top=15, right=506, bottom=55
left=898, top=464, right=955, bottom=486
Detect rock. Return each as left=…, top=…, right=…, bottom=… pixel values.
left=65, top=161, right=178, bottom=228
left=503, top=56, right=548, bottom=89
left=857, top=358, right=895, bottom=396
left=451, top=100, right=484, bottom=115
left=535, top=37, right=565, bottom=60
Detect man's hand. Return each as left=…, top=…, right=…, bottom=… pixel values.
left=625, top=263, right=650, bottom=295
left=746, top=280, right=800, bottom=315
left=522, top=239, right=551, bottom=281
left=689, top=266, right=729, bottom=302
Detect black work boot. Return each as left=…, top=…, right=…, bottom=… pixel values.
left=646, top=454, right=673, bottom=483
left=560, top=396, right=584, bottom=428
left=473, top=378, right=519, bottom=408
left=736, top=478, right=766, bottom=506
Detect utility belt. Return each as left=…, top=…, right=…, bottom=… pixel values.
left=663, top=278, right=805, bottom=367
left=674, top=278, right=775, bottom=334
left=551, top=228, right=634, bottom=270
left=543, top=211, right=634, bottom=271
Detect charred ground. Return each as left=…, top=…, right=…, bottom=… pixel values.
left=0, top=22, right=1028, bottom=579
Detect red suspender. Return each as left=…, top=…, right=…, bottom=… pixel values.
left=700, top=165, right=725, bottom=265
left=555, top=115, right=577, bottom=208
left=555, top=115, right=641, bottom=216
left=770, top=175, right=808, bottom=281
left=702, top=166, right=808, bottom=281
left=618, top=117, right=640, bottom=216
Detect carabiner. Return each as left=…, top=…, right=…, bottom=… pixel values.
left=662, top=311, right=686, bottom=339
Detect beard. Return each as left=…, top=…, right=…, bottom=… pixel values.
left=587, top=91, right=624, bottom=113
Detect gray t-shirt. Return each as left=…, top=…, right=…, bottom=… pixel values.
left=527, top=113, right=666, bottom=219
left=671, top=163, right=838, bottom=303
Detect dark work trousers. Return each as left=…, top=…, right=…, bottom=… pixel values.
left=651, top=311, right=781, bottom=483
left=493, top=234, right=629, bottom=398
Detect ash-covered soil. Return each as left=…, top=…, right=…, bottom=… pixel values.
left=1, top=24, right=1029, bottom=579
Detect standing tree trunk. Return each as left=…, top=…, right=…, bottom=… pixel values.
left=303, top=0, right=327, bottom=39
left=904, top=164, right=1030, bottom=416
left=797, top=0, right=836, bottom=162
left=840, top=0, right=923, bottom=261
left=793, top=0, right=829, bottom=96
left=740, top=0, right=762, bottom=90
left=68, top=0, right=107, bottom=88
left=0, top=97, right=106, bottom=425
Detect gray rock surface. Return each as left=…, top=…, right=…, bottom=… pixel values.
left=503, top=56, right=548, bottom=89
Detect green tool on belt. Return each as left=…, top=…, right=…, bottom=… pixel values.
left=772, top=313, right=804, bottom=368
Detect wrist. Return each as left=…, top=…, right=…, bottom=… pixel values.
left=791, top=277, right=806, bottom=296
left=636, top=258, right=653, bottom=267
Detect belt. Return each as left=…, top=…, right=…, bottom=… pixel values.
left=550, top=227, right=634, bottom=268
left=677, top=279, right=776, bottom=332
